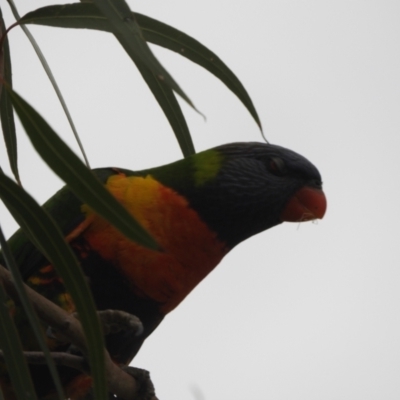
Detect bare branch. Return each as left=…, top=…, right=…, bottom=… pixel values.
left=0, top=350, right=88, bottom=372
left=0, top=263, right=157, bottom=400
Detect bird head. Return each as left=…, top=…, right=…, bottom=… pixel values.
left=145, top=142, right=327, bottom=249
left=190, top=142, right=326, bottom=248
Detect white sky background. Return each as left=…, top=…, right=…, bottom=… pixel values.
left=1, top=1, right=400, bottom=399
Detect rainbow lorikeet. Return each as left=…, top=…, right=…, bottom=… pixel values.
left=0, top=142, right=326, bottom=399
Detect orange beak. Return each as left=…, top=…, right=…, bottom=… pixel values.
left=280, top=187, right=327, bottom=222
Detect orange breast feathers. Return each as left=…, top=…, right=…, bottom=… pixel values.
left=73, top=174, right=228, bottom=314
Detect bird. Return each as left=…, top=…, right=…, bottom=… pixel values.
left=0, top=142, right=326, bottom=399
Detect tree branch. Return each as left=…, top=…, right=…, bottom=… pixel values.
left=0, top=263, right=158, bottom=400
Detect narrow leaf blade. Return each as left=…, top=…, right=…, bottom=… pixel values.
left=0, top=232, right=37, bottom=400
left=0, top=7, right=19, bottom=183
left=0, top=227, right=65, bottom=400
left=92, top=0, right=194, bottom=107
left=5, top=86, right=158, bottom=250
left=0, top=284, right=37, bottom=400
left=20, top=3, right=262, bottom=130
left=135, top=60, right=195, bottom=157
left=136, top=13, right=262, bottom=131
left=0, top=172, right=107, bottom=400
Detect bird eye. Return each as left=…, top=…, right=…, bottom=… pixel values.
left=268, top=157, right=286, bottom=175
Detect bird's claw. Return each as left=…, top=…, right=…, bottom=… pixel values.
left=120, top=366, right=156, bottom=400
left=97, top=310, right=144, bottom=337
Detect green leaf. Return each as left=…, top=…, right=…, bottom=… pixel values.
left=92, top=0, right=194, bottom=108
left=6, top=0, right=91, bottom=168
left=5, top=85, right=158, bottom=251
left=0, top=171, right=107, bottom=400
left=17, top=3, right=194, bottom=158
left=0, top=287, right=37, bottom=400
left=0, top=7, right=20, bottom=184
left=0, top=226, right=65, bottom=399
left=0, top=245, right=37, bottom=400
left=135, top=14, right=262, bottom=131
left=19, top=3, right=262, bottom=131
left=135, top=60, right=195, bottom=157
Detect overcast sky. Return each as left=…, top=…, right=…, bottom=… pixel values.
left=1, top=1, right=400, bottom=399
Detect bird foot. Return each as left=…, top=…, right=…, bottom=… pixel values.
left=97, top=309, right=144, bottom=337
left=46, top=309, right=143, bottom=349
left=119, top=366, right=157, bottom=400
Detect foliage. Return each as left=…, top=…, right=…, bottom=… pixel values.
left=0, top=1, right=260, bottom=398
